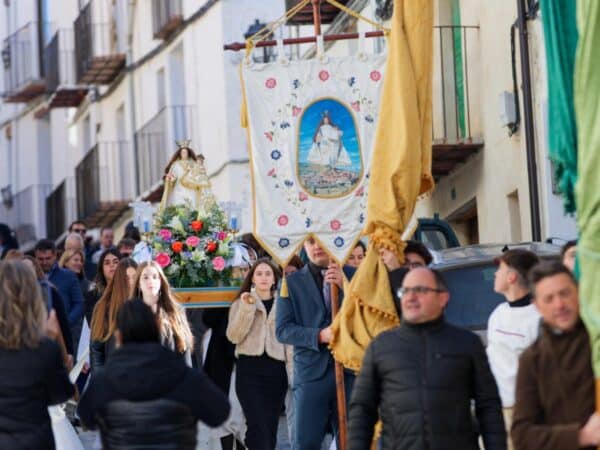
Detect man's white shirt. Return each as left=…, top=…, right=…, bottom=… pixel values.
left=486, top=301, right=540, bottom=407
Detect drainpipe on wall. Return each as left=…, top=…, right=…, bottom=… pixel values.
left=127, top=0, right=139, bottom=196
left=516, top=0, right=542, bottom=241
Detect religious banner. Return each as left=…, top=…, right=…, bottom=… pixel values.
left=241, top=46, right=386, bottom=264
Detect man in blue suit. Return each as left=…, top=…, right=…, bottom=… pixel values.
left=276, top=237, right=355, bottom=450
left=35, top=239, right=84, bottom=328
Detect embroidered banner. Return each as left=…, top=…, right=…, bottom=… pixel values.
left=242, top=51, right=386, bottom=264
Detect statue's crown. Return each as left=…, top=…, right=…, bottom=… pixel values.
left=176, top=139, right=192, bottom=149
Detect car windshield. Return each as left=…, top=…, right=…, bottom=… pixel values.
left=441, top=263, right=505, bottom=330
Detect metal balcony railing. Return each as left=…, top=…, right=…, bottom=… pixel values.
left=432, top=25, right=481, bottom=144
left=431, top=25, right=483, bottom=179
left=134, top=105, right=198, bottom=196
left=152, top=0, right=183, bottom=39
left=2, top=22, right=48, bottom=102
left=75, top=141, right=135, bottom=226
left=284, top=0, right=351, bottom=25
left=44, top=29, right=88, bottom=107
left=0, top=184, right=52, bottom=244
left=46, top=177, right=77, bottom=241
left=74, top=0, right=125, bottom=84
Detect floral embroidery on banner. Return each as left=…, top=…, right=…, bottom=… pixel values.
left=277, top=215, right=289, bottom=226
left=265, top=78, right=277, bottom=89
left=370, top=70, right=382, bottom=82
left=278, top=238, right=290, bottom=248
left=330, top=220, right=342, bottom=231
left=318, top=70, right=330, bottom=82
left=334, top=237, right=345, bottom=248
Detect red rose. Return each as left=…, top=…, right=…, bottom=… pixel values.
left=206, top=241, right=218, bottom=253
left=191, top=220, right=203, bottom=232
left=171, top=241, right=183, bottom=253
left=155, top=253, right=171, bottom=268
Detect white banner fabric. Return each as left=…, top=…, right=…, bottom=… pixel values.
left=242, top=52, right=386, bottom=264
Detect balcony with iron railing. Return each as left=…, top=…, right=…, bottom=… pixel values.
left=74, top=0, right=126, bottom=84
left=152, top=0, right=184, bottom=39
left=75, top=141, right=136, bottom=228
left=44, top=29, right=88, bottom=108
left=431, top=25, right=482, bottom=180
left=46, top=177, right=77, bottom=241
left=0, top=184, right=52, bottom=246
left=1, top=22, right=47, bottom=103
left=134, top=105, right=198, bottom=198
left=284, top=0, right=352, bottom=25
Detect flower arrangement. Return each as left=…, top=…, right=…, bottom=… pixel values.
left=150, top=203, right=234, bottom=288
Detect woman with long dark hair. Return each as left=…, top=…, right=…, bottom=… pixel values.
left=226, top=258, right=288, bottom=450
left=89, top=258, right=138, bottom=371
left=133, top=261, right=194, bottom=365
left=0, top=260, right=73, bottom=450
left=84, top=248, right=120, bottom=324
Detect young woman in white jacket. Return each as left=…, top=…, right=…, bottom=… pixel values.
left=226, top=258, right=288, bottom=450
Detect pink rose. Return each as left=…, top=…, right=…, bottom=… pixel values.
left=216, top=231, right=228, bottom=241
left=158, top=229, right=172, bottom=240
left=265, top=78, right=277, bottom=89
left=277, top=215, right=289, bottom=226
left=155, top=253, right=171, bottom=268
left=318, top=70, right=329, bottom=81
left=212, top=256, right=226, bottom=272
left=185, top=236, right=200, bottom=248
left=330, top=219, right=342, bottom=231
left=370, top=70, right=381, bottom=82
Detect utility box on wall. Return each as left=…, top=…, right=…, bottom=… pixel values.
left=499, top=90, right=517, bottom=131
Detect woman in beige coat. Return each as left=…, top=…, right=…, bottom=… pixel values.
left=226, top=258, right=288, bottom=450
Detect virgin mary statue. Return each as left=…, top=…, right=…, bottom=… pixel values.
left=159, top=141, right=217, bottom=214
left=307, top=111, right=352, bottom=171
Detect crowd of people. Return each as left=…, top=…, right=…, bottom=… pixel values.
left=0, top=218, right=595, bottom=450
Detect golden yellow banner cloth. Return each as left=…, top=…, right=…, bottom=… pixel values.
left=330, top=0, right=434, bottom=371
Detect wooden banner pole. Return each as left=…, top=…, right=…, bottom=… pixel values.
left=330, top=282, right=348, bottom=450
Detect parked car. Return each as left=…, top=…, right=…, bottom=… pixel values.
left=430, top=242, right=562, bottom=343
left=414, top=215, right=460, bottom=250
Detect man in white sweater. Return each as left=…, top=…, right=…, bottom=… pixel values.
left=487, top=249, right=541, bottom=449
